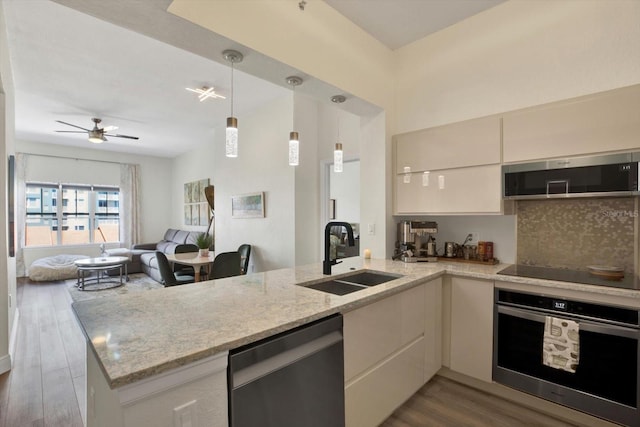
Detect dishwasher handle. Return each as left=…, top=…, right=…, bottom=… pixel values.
left=231, top=330, right=343, bottom=388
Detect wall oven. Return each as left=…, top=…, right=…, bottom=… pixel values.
left=493, top=289, right=640, bottom=427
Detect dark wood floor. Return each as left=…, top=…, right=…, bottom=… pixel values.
left=1, top=278, right=580, bottom=427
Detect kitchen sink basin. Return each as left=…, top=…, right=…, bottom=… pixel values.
left=301, top=270, right=403, bottom=296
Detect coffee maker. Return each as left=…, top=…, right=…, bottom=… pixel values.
left=395, top=220, right=438, bottom=262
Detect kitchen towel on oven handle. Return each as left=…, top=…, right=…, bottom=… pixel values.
left=542, top=316, right=580, bottom=373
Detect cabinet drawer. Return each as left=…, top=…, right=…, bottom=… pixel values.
left=395, top=115, right=501, bottom=173
left=345, top=337, right=425, bottom=427
left=344, top=284, right=425, bottom=381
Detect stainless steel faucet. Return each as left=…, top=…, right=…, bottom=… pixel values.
left=323, top=221, right=355, bottom=275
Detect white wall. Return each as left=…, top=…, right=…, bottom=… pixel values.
left=294, top=94, right=320, bottom=266
left=0, top=1, right=16, bottom=373
left=168, top=0, right=394, bottom=260
left=17, top=140, right=173, bottom=273
left=171, top=133, right=215, bottom=234
left=330, top=160, right=360, bottom=224
left=394, top=0, right=640, bottom=133
left=212, top=95, right=295, bottom=273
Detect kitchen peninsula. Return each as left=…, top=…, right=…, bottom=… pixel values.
left=73, top=258, right=640, bottom=427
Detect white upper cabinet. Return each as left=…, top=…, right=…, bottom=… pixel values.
left=393, top=115, right=502, bottom=215
left=395, top=165, right=502, bottom=215
left=395, top=115, right=501, bottom=173
left=503, top=84, right=640, bottom=163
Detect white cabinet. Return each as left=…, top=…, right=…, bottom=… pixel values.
left=393, top=115, right=502, bottom=215
left=395, top=164, right=502, bottom=214
left=344, top=278, right=442, bottom=427
left=395, top=115, right=501, bottom=172
left=86, top=347, right=229, bottom=427
left=449, top=277, right=494, bottom=382
left=503, top=84, right=640, bottom=163
left=424, top=277, right=443, bottom=382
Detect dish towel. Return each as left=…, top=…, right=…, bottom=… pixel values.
left=542, top=316, right=580, bottom=373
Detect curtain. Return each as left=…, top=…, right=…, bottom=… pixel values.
left=15, top=153, right=27, bottom=276
left=119, top=163, right=141, bottom=248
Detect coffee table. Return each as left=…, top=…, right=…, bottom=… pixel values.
left=74, top=256, right=129, bottom=290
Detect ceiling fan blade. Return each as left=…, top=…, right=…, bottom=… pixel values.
left=102, top=125, right=118, bottom=132
left=55, top=120, right=90, bottom=131
left=104, top=133, right=139, bottom=140
left=55, top=130, right=87, bottom=134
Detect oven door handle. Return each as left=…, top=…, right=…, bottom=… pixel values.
left=497, top=305, right=640, bottom=339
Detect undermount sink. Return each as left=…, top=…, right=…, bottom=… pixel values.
left=301, top=270, right=403, bottom=296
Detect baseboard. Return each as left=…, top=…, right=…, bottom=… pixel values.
left=0, top=354, right=11, bottom=375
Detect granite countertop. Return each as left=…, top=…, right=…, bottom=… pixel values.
left=72, top=257, right=640, bottom=389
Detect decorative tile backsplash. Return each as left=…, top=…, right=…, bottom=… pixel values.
left=517, top=198, right=637, bottom=273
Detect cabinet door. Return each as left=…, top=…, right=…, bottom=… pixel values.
left=395, top=115, right=501, bottom=173
left=433, top=165, right=502, bottom=214
left=394, top=165, right=502, bottom=215
left=503, top=84, right=640, bottom=162
left=394, top=173, right=439, bottom=214
left=450, top=277, right=494, bottom=382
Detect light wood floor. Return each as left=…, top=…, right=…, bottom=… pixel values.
left=1, top=278, right=580, bottom=427
left=0, top=278, right=85, bottom=427
left=380, top=376, right=579, bottom=427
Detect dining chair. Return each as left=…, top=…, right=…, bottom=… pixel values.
left=174, top=244, right=198, bottom=277
left=237, top=244, right=251, bottom=275
left=155, top=251, right=195, bottom=286
left=211, top=252, right=242, bottom=279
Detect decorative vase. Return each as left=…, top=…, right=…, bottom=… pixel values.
left=198, top=249, right=209, bottom=257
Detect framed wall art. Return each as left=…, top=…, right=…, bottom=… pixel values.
left=184, top=178, right=210, bottom=225
left=231, top=192, right=265, bottom=218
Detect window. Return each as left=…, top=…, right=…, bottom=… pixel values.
left=25, top=183, right=120, bottom=246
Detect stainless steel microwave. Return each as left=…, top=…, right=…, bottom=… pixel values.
left=503, top=152, right=640, bottom=199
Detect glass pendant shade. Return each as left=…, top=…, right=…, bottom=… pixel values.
left=226, top=116, right=238, bottom=158
left=334, top=143, right=343, bottom=173
left=289, top=131, right=299, bottom=166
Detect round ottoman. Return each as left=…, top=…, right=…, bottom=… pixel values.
left=28, top=254, right=90, bottom=282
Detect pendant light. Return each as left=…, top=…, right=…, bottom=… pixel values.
left=223, top=49, right=243, bottom=158
left=286, top=76, right=303, bottom=166
left=331, top=95, right=346, bottom=173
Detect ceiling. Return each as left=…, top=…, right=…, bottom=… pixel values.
left=3, top=0, right=505, bottom=158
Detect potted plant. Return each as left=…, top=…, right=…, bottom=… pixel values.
left=195, top=232, right=213, bottom=257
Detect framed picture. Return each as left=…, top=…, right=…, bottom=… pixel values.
left=184, top=178, right=210, bottom=225
left=232, top=192, right=265, bottom=218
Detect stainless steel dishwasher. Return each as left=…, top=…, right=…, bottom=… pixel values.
left=228, top=314, right=345, bottom=427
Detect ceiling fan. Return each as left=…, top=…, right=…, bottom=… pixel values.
left=55, top=117, right=139, bottom=144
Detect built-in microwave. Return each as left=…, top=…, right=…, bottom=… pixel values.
left=503, top=152, right=640, bottom=199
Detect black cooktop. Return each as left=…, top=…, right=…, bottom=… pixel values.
left=497, top=264, right=639, bottom=291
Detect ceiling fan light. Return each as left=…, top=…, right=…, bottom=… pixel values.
left=88, top=130, right=104, bottom=144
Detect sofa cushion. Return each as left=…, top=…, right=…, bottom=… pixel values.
left=163, top=229, right=179, bottom=241
left=156, top=240, right=176, bottom=253
left=140, top=252, right=158, bottom=269
left=172, top=230, right=190, bottom=244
